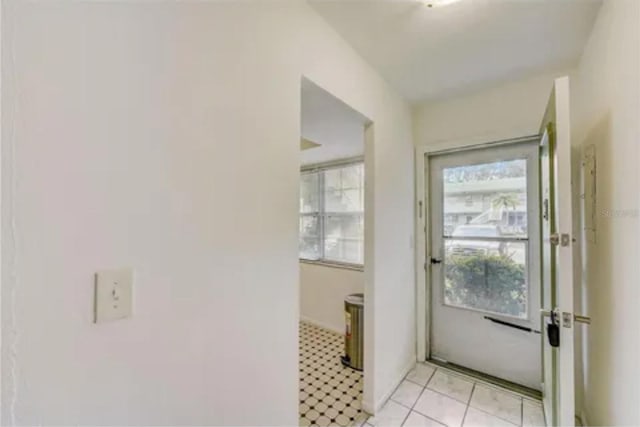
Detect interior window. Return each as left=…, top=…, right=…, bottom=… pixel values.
left=299, top=162, right=364, bottom=266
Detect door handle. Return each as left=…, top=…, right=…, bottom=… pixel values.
left=430, top=257, right=443, bottom=265
left=541, top=308, right=560, bottom=347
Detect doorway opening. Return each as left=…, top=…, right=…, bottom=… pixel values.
left=427, top=140, right=542, bottom=392
left=413, top=77, right=577, bottom=427
left=298, top=77, right=371, bottom=427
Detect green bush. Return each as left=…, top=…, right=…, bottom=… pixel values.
left=444, top=254, right=526, bottom=318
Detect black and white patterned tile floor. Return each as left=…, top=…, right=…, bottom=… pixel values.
left=299, top=321, right=364, bottom=427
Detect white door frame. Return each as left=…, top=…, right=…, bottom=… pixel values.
left=414, top=135, right=541, bottom=363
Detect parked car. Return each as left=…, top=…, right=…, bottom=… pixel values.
left=447, top=224, right=503, bottom=256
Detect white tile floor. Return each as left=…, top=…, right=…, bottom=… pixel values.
left=361, top=362, right=546, bottom=427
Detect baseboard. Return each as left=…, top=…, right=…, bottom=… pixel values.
left=365, top=357, right=416, bottom=415
left=300, top=315, right=343, bottom=335
left=362, top=399, right=375, bottom=415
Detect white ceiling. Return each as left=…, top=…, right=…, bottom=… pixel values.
left=308, top=0, right=601, bottom=103
left=301, top=78, right=369, bottom=166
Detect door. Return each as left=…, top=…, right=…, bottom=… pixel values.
left=539, top=76, right=575, bottom=427
left=429, top=141, right=542, bottom=390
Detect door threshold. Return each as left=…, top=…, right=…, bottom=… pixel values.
left=427, top=358, right=542, bottom=400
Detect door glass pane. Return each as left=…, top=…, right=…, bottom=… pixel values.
left=324, top=214, right=364, bottom=264
left=443, top=159, right=528, bottom=238
left=444, top=239, right=528, bottom=319
left=299, top=215, right=320, bottom=260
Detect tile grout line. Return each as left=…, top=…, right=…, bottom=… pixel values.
left=390, top=365, right=436, bottom=410
left=405, top=363, right=437, bottom=388
left=422, top=382, right=475, bottom=405
left=402, top=366, right=444, bottom=427
left=409, top=367, right=477, bottom=424
left=409, top=368, right=428, bottom=411
left=460, top=374, right=527, bottom=426
left=398, top=404, right=412, bottom=427
left=466, top=405, right=521, bottom=427
left=424, top=361, right=541, bottom=402
left=415, top=373, right=519, bottom=427
left=466, top=393, right=523, bottom=427
left=422, top=366, right=471, bottom=424
left=380, top=363, right=532, bottom=427
left=459, top=382, right=476, bottom=427
left=370, top=369, right=412, bottom=427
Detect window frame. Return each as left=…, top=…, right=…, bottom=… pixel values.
left=299, top=158, right=364, bottom=270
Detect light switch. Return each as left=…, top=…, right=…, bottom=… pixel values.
left=94, top=268, right=133, bottom=323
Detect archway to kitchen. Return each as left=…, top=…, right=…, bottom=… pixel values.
left=298, top=77, right=372, bottom=427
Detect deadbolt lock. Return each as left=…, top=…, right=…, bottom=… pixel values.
left=550, top=233, right=571, bottom=247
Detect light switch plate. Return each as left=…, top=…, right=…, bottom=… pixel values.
left=94, top=268, right=133, bottom=323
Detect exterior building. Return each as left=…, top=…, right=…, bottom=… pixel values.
left=444, top=177, right=527, bottom=236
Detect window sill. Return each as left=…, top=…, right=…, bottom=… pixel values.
left=299, top=259, right=364, bottom=272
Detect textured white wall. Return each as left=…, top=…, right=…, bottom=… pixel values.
left=300, top=79, right=366, bottom=166
left=571, top=1, right=640, bottom=425
left=299, top=263, right=364, bottom=334
left=413, top=68, right=573, bottom=149
left=1, top=1, right=415, bottom=424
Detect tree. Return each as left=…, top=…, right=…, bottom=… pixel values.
left=492, top=193, right=519, bottom=211
left=445, top=254, right=526, bottom=318
left=490, top=193, right=520, bottom=255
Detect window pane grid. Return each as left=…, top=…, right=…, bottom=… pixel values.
left=442, top=236, right=529, bottom=243
left=300, top=162, right=364, bottom=266
left=441, top=158, right=530, bottom=320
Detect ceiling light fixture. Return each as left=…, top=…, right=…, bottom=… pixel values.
left=423, top=0, right=462, bottom=7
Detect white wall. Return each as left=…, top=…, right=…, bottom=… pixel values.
left=413, top=69, right=573, bottom=149
left=571, top=1, right=640, bottom=425
left=1, top=1, right=415, bottom=424
left=300, top=79, right=366, bottom=166
left=299, top=263, right=363, bottom=333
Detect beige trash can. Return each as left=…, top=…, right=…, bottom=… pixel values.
left=341, top=293, right=364, bottom=371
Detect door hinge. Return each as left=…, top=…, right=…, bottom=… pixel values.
left=550, top=233, right=571, bottom=247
